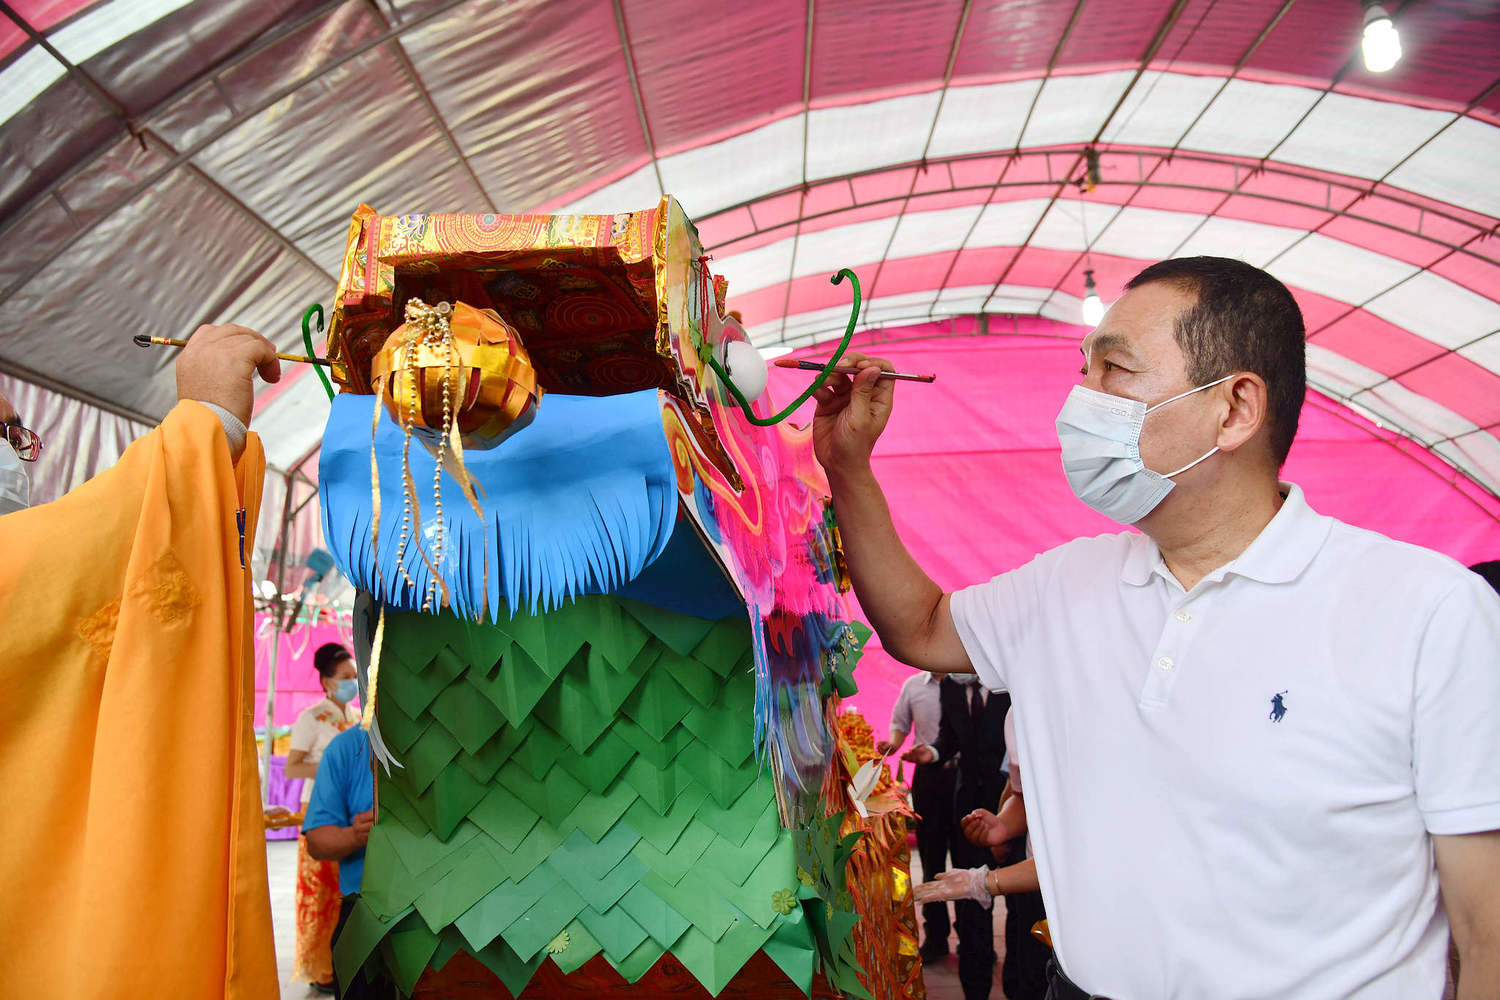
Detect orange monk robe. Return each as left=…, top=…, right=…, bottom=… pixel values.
left=0, top=401, right=277, bottom=996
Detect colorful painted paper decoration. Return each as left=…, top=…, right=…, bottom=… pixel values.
left=317, top=198, right=925, bottom=1000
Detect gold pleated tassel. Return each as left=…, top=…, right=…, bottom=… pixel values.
left=362, top=603, right=386, bottom=732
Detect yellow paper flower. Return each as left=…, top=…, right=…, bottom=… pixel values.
left=771, top=889, right=797, bottom=915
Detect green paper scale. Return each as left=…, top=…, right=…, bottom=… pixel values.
left=342, top=597, right=871, bottom=998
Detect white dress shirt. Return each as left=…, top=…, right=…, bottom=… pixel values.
left=889, top=671, right=942, bottom=747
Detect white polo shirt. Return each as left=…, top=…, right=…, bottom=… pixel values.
left=951, top=484, right=1500, bottom=999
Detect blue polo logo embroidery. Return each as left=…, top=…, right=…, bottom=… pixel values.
left=1269, top=690, right=1288, bottom=723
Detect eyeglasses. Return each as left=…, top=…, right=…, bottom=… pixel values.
left=3, top=422, right=41, bottom=462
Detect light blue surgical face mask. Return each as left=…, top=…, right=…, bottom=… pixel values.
left=1055, top=374, right=1235, bottom=525
left=332, top=678, right=360, bottom=705
left=0, top=441, right=28, bottom=515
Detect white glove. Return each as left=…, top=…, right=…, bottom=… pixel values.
left=912, top=867, right=993, bottom=909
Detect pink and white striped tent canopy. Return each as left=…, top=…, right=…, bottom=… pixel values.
left=0, top=1, right=1496, bottom=674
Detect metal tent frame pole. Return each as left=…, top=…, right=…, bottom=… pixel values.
left=259, top=455, right=319, bottom=808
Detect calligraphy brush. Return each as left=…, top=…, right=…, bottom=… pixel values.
left=133, top=334, right=342, bottom=371
left=773, top=358, right=936, bottom=383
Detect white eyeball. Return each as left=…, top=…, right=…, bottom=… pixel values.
left=720, top=339, right=769, bottom=403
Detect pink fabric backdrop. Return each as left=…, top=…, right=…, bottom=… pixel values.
left=253, top=616, right=356, bottom=731
left=763, top=318, right=1500, bottom=738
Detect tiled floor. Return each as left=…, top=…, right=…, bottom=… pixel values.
left=265, top=838, right=1015, bottom=1000
left=268, top=837, right=325, bottom=1000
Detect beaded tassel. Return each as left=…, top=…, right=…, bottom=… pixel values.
left=392, top=325, right=417, bottom=599
left=427, top=312, right=454, bottom=613
left=390, top=297, right=456, bottom=612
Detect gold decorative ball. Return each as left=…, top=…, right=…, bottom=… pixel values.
left=372, top=299, right=543, bottom=449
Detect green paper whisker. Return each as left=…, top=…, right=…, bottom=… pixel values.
left=708, top=269, right=862, bottom=427
left=303, top=302, right=335, bottom=401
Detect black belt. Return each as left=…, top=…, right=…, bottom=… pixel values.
left=1046, top=959, right=1114, bottom=1000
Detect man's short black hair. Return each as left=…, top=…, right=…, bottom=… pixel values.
left=313, top=642, right=353, bottom=680
left=1126, top=256, right=1306, bottom=466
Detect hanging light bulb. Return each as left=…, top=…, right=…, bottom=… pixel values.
left=1081, top=269, right=1105, bottom=327
left=1361, top=4, right=1401, bottom=73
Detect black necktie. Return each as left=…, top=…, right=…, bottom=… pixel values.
left=969, top=684, right=984, bottom=727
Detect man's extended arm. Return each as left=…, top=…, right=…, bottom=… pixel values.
left=813, top=354, right=970, bottom=672
left=1434, top=830, right=1500, bottom=999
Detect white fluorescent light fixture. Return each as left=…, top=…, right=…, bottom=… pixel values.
left=1362, top=4, right=1402, bottom=73
left=1081, top=269, right=1106, bottom=327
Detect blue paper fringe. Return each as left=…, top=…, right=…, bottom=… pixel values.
left=320, top=392, right=679, bottom=620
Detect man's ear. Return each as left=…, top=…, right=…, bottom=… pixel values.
left=1217, top=373, right=1268, bottom=455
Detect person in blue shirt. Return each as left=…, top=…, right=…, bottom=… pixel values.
left=302, top=725, right=393, bottom=999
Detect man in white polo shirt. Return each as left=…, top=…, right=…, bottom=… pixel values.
left=811, top=255, right=1500, bottom=999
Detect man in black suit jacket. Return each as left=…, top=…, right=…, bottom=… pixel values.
left=906, top=675, right=1011, bottom=1000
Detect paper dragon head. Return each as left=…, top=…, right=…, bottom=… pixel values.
left=314, top=198, right=921, bottom=1000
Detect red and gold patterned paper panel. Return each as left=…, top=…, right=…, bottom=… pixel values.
left=328, top=204, right=662, bottom=397
left=413, top=951, right=845, bottom=999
